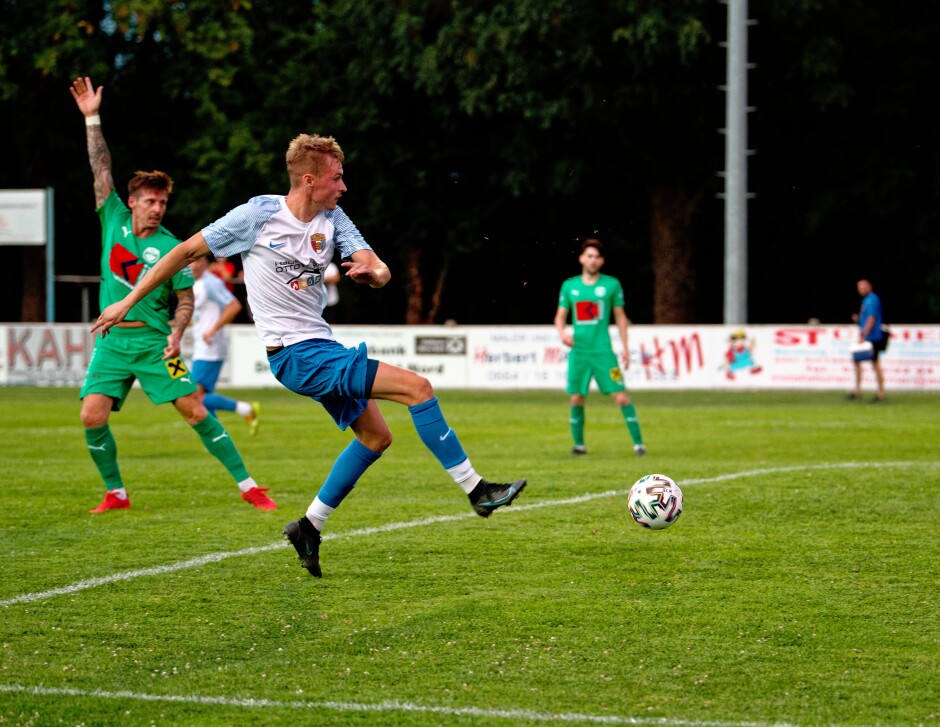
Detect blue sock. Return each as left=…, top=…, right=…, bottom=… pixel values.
left=316, top=438, right=382, bottom=508
left=204, top=393, right=237, bottom=416
left=408, top=397, right=468, bottom=469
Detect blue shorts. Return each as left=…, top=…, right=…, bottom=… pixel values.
left=268, top=339, right=379, bottom=430
left=191, top=359, right=224, bottom=393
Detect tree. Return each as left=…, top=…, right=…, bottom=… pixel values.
left=1, top=0, right=937, bottom=325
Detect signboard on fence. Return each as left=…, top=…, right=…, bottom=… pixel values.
left=0, top=190, right=48, bottom=245
left=2, top=323, right=938, bottom=391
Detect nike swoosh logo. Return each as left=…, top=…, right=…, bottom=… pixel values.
left=87, top=444, right=106, bottom=451
left=269, top=241, right=287, bottom=249
left=439, top=429, right=453, bottom=441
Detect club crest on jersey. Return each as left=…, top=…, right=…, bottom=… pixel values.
left=311, top=233, right=326, bottom=253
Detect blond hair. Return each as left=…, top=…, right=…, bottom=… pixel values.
left=128, top=170, right=174, bottom=197
left=285, top=134, right=345, bottom=186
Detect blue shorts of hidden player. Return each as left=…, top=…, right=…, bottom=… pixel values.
left=267, top=339, right=379, bottom=430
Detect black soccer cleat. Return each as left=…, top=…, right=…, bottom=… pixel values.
left=468, top=478, right=527, bottom=518
left=283, top=516, right=322, bottom=578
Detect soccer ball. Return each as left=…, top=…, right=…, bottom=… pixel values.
left=628, top=474, right=683, bottom=530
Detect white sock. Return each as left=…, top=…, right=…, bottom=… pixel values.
left=109, top=487, right=128, bottom=500
left=447, top=459, right=483, bottom=494
left=306, top=497, right=333, bottom=531
left=235, top=402, right=253, bottom=416
left=237, top=477, right=258, bottom=493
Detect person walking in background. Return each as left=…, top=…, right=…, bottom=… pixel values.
left=554, top=238, right=646, bottom=457
left=70, top=76, right=276, bottom=513
left=848, top=277, right=887, bottom=402
left=91, top=132, right=526, bottom=577
left=208, top=256, right=238, bottom=292
left=190, top=255, right=260, bottom=433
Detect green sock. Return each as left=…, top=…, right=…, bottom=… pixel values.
left=192, top=416, right=250, bottom=482
left=621, top=404, right=643, bottom=446
left=569, top=405, right=585, bottom=447
left=85, top=424, right=123, bottom=490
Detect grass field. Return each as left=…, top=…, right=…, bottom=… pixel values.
left=1, top=387, right=938, bottom=726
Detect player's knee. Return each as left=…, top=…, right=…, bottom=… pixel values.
left=80, top=399, right=110, bottom=428
left=80, top=408, right=107, bottom=429
left=359, top=428, right=393, bottom=453
left=409, top=375, right=435, bottom=406
left=175, top=396, right=208, bottom=426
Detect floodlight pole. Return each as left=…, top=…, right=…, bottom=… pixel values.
left=723, top=0, right=750, bottom=324
left=46, top=186, right=55, bottom=322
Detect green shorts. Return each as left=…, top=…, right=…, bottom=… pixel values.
left=80, top=327, right=197, bottom=411
left=566, top=349, right=626, bottom=396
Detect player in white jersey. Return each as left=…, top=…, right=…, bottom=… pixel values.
left=93, top=132, right=527, bottom=578
left=190, top=256, right=260, bottom=433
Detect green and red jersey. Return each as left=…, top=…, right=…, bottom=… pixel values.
left=557, top=273, right=624, bottom=353
left=96, top=190, right=193, bottom=334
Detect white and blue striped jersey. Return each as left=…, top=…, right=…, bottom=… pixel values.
left=192, top=270, right=237, bottom=361
left=202, top=195, right=371, bottom=347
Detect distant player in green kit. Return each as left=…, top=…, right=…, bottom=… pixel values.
left=554, top=238, right=646, bottom=457
left=70, top=76, right=276, bottom=513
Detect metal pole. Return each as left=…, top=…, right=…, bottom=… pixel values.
left=45, top=186, right=55, bottom=323
left=724, top=0, right=748, bottom=324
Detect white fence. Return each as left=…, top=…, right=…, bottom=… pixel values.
left=1, top=323, right=938, bottom=390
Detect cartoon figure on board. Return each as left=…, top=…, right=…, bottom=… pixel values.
left=723, top=329, right=762, bottom=380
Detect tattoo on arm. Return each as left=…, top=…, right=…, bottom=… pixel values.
left=86, top=125, right=115, bottom=207
left=172, top=289, right=194, bottom=334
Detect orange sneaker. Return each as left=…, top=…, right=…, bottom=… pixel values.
left=89, top=491, right=131, bottom=514
left=241, top=486, right=277, bottom=510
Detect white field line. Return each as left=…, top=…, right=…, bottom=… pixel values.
left=4, top=461, right=935, bottom=727
left=2, top=461, right=934, bottom=609
left=0, top=682, right=814, bottom=727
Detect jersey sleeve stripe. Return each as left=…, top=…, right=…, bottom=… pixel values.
left=202, top=195, right=281, bottom=258
left=327, top=206, right=371, bottom=258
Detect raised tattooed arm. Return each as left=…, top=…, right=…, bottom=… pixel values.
left=69, top=76, right=114, bottom=208
left=86, top=124, right=115, bottom=208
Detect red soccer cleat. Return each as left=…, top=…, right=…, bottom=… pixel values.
left=241, top=486, right=277, bottom=510
left=89, top=491, right=131, bottom=514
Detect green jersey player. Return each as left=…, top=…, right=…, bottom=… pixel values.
left=554, top=238, right=646, bottom=457
left=70, top=75, right=275, bottom=514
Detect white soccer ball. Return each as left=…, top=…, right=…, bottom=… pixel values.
left=628, top=474, right=683, bottom=530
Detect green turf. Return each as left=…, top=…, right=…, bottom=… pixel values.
left=1, top=387, right=938, bottom=726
